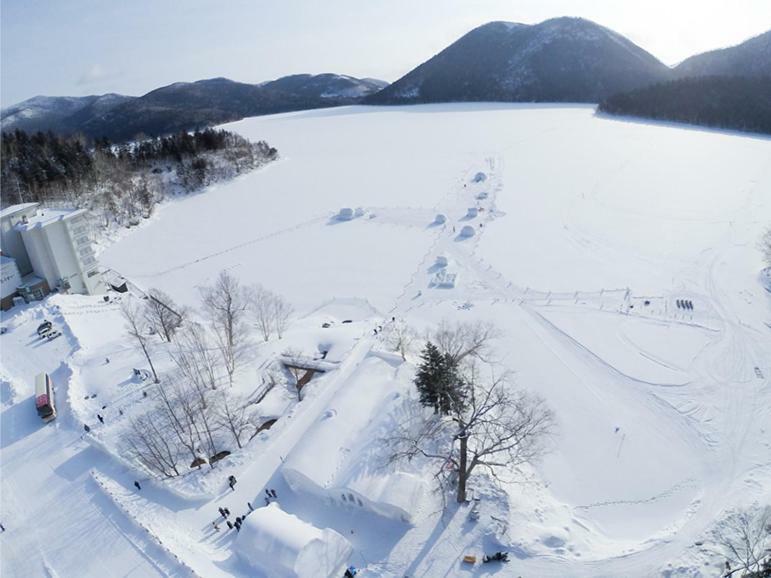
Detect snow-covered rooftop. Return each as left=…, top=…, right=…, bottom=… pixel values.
left=14, top=208, right=86, bottom=231
left=235, top=503, right=351, bottom=578
left=0, top=202, right=39, bottom=219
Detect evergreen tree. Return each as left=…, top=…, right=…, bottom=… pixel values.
left=414, top=342, right=465, bottom=415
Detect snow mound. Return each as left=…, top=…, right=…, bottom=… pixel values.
left=459, top=225, right=476, bottom=238
left=236, top=503, right=352, bottom=578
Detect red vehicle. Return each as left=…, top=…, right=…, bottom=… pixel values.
left=35, top=373, right=56, bottom=422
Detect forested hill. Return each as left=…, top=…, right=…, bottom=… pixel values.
left=1, top=128, right=277, bottom=231
left=598, top=76, right=771, bottom=135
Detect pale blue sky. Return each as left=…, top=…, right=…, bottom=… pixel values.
left=2, top=0, right=770, bottom=106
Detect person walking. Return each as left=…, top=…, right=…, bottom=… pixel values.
left=212, top=522, right=219, bottom=532
left=247, top=502, right=253, bottom=512
left=84, top=424, right=91, bottom=433
left=0, top=522, right=5, bottom=532
left=97, top=414, right=104, bottom=425
left=226, top=520, right=233, bottom=530
left=218, top=507, right=225, bottom=518
left=134, top=480, right=141, bottom=491
left=270, top=489, right=277, bottom=499
left=224, top=508, right=230, bottom=517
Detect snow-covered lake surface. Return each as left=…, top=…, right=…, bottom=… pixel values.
left=2, top=104, right=770, bottom=578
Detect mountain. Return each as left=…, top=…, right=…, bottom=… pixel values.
left=1, top=74, right=387, bottom=141
left=366, top=17, right=671, bottom=104
left=261, top=74, right=388, bottom=101
left=598, top=75, right=771, bottom=135
left=0, top=94, right=135, bottom=134
left=674, top=30, right=771, bottom=79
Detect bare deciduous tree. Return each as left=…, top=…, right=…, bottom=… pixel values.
left=392, top=365, right=553, bottom=503
left=249, top=285, right=293, bottom=341
left=713, top=506, right=771, bottom=577
left=126, top=413, right=181, bottom=478
left=281, top=348, right=310, bottom=401
left=144, top=288, right=185, bottom=342
left=171, top=322, right=221, bottom=392
left=121, top=299, right=160, bottom=383
left=214, top=390, right=256, bottom=449
left=385, top=318, right=417, bottom=361
left=272, top=293, right=293, bottom=339
left=433, top=320, right=499, bottom=365
left=200, top=270, right=251, bottom=386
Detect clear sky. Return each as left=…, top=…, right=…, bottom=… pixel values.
left=2, top=0, right=769, bottom=106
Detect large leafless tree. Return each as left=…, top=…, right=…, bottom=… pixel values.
left=392, top=366, right=553, bottom=503
left=432, top=319, right=500, bottom=365
left=200, top=270, right=251, bottom=386
left=714, top=506, right=771, bottom=577
left=249, top=284, right=293, bottom=342
left=121, top=299, right=160, bottom=383
left=171, top=322, right=221, bottom=392
left=144, top=288, right=185, bottom=342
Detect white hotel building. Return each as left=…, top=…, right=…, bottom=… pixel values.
left=0, top=203, right=102, bottom=305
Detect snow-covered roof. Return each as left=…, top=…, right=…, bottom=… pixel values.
left=0, top=203, right=39, bottom=220
left=235, top=503, right=351, bottom=578
left=14, top=208, right=86, bottom=231
left=282, top=355, right=435, bottom=524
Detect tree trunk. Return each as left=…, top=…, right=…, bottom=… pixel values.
left=140, top=341, right=160, bottom=383
left=457, top=432, right=468, bottom=503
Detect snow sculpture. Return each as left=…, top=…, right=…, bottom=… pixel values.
left=460, top=225, right=476, bottom=238
left=337, top=208, right=354, bottom=221
left=236, top=503, right=352, bottom=578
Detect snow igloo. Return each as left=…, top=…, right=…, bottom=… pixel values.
left=337, top=207, right=354, bottom=221
left=236, top=503, right=352, bottom=578
left=459, top=225, right=476, bottom=238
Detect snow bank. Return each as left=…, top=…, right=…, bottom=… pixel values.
left=236, top=503, right=351, bottom=578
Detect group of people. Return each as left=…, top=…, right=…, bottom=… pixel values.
left=264, top=488, right=278, bottom=506
left=211, top=483, right=280, bottom=533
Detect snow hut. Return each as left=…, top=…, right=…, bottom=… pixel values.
left=337, top=208, right=354, bottom=221
left=434, top=213, right=447, bottom=225
left=282, top=356, right=436, bottom=525
left=460, top=225, right=476, bottom=238
left=466, top=207, right=478, bottom=219
left=236, top=503, right=352, bottom=578
left=473, top=171, right=487, bottom=183
left=434, top=255, right=448, bottom=268
left=431, top=269, right=457, bottom=288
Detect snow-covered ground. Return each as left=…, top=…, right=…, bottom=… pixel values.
left=2, top=103, right=770, bottom=577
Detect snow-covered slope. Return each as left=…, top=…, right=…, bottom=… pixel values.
left=368, top=18, right=671, bottom=104
left=2, top=104, right=770, bottom=578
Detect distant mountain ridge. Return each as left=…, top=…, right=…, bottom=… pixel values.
left=366, top=17, right=672, bottom=104
left=1, top=74, right=387, bottom=141
left=3, top=18, right=770, bottom=140
left=674, top=30, right=771, bottom=79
